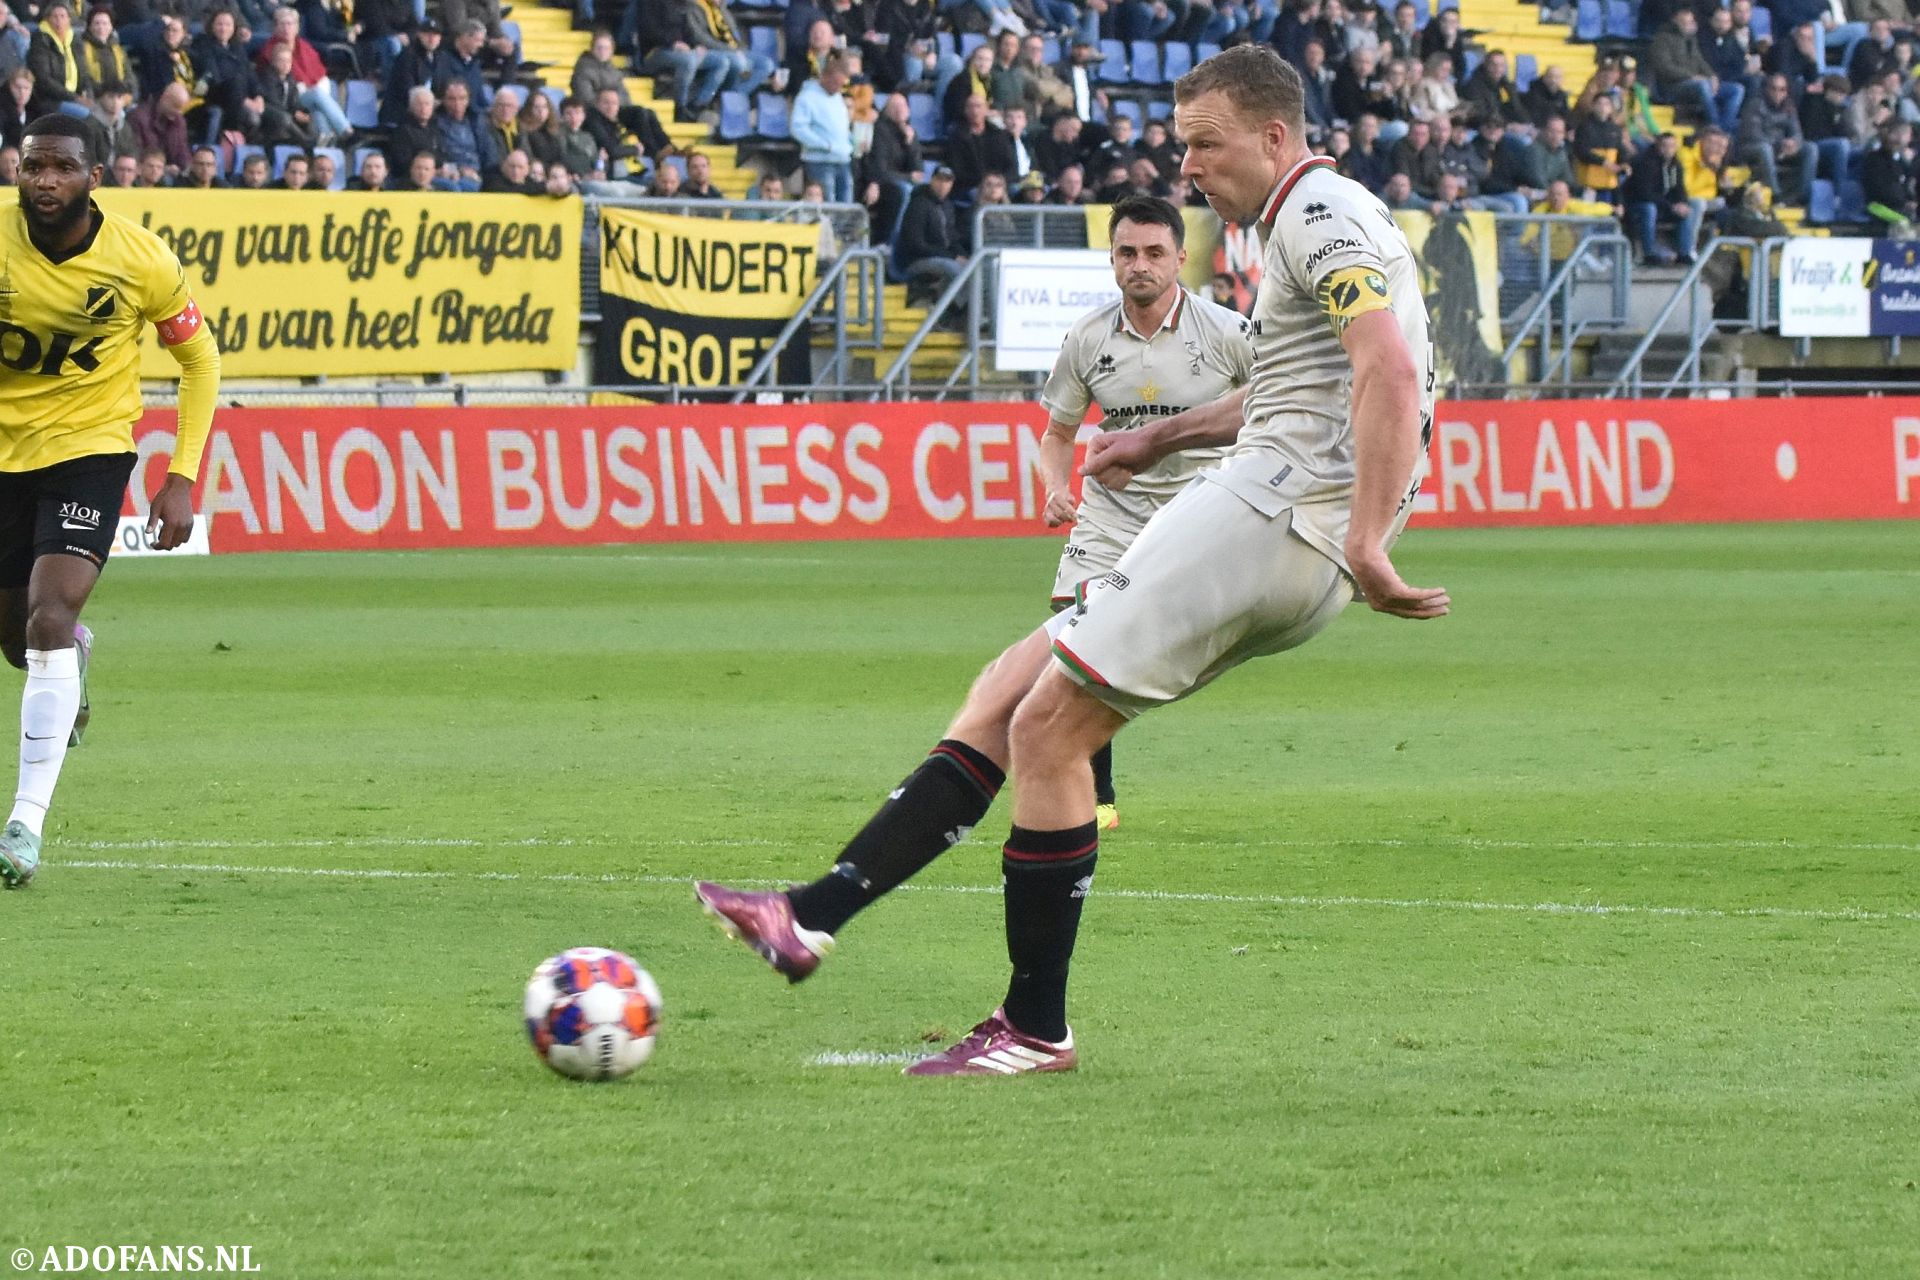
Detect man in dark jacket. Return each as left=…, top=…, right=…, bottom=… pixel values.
left=1737, top=73, right=1812, bottom=206
left=1863, top=120, right=1919, bottom=223
left=1624, top=132, right=1699, bottom=262
left=1649, top=10, right=1744, bottom=131
left=384, top=83, right=442, bottom=173
left=1460, top=50, right=1522, bottom=128
left=1389, top=116, right=1442, bottom=198
left=1519, top=63, right=1570, bottom=129
left=896, top=165, right=965, bottom=300
left=860, top=89, right=921, bottom=237
left=381, top=19, right=441, bottom=126
left=1336, top=110, right=1391, bottom=192
left=944, top=91, right=1014, bottom=199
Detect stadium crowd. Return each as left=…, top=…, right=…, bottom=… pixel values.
left=4, top=0, right=1920, bottom=266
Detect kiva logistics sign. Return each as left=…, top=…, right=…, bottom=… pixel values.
left=593, top=206, right=819, bottom=390
left=95, top=189, right=582, bottom=376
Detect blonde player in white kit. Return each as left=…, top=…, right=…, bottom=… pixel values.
left=1038, top=194, right=1253, bottom=832
left=694, top=45, right=1446, bottom=1076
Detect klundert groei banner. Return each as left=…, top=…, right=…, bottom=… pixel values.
left=118, top=399, right=1920, bottom=553
left=593, top=206, right=821, bottom=392
left=93, top=189, right=582, bottom=377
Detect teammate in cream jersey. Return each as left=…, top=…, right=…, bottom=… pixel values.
left=692, top=46, right=1446, bottom=1078
left=1037, top=194, right=1252, bottom=830
left=1197, top=153, right=1435, bottom=579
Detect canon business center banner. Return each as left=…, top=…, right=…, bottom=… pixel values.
left=123, top=399, right=1919, bottom=552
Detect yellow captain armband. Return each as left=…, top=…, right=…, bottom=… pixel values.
left=1315, top=265, right=1392, bottom=336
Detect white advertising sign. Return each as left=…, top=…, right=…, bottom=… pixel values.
left=113, top=515, right=211, bottom=558
left=1779, top=237, right=1872, bottom=337
left=993, top=249, right=1121, bottom=372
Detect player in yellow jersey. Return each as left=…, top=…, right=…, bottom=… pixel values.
left=0, top=115, right=220, bottom=888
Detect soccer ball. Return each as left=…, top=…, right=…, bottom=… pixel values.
left=523, top=947, right=662, bottom=1081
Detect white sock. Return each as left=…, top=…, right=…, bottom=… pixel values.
left=11, top=647, right=80, bottom=838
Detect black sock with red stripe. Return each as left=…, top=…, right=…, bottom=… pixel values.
left=786, top=739, right=1006, bottom=935
left=1001, top=822, right=1098, bottom=1043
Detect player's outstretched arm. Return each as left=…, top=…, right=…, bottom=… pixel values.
left=1082, top=386, right=1248, bottom=490
left=1340, top=310, right=1448, bottom=620
left=150, top=309, right=221, bottom=551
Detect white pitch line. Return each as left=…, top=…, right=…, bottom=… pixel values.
left=807, top=1051, right=925, bottom=1068
left=54, top=859, right=1920, bottom=925
left=65, top=834, right=1920, bottom=854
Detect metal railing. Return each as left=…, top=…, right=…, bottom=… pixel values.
left=733, top=248, right=888, bottom=400
left=1608, top=236, right=1764, bottom=398
left=1500, top=228, right=1633, bottom=388
left=876, top=251, right=1001, bottom=400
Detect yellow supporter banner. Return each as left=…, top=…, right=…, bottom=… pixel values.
left=94, top=189, right=582, bottom=378
left=594, top=206, right=822, bottom=389
left=1082, top=203, right=1223, bottom=291
left=1391, top=209, right=1503, bottom=388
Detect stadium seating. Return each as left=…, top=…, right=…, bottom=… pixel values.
left=272, top=144, right=305, bottom=178
left=1574, top=0, right=1603, bottom=41
left=1161, top=42, right=1193, bottom=81
left=907, top=92, right=939, bottom=141
left=1098, top=39, right=1128, bottom=84
left=755, top=91, right=790, bottom=140
left=718, top=91, right=753, bottom=141
left=344, top=79, right=379, bottom=131
left=748, top=25, right=780, bottom=66
left=1129, top=40, right=1162, bottom=85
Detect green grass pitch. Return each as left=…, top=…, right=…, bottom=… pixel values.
left=3, top=522, right=1917, bottom=1278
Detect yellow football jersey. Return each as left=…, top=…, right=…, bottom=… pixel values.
left=0, top=201, right=201, bottom=473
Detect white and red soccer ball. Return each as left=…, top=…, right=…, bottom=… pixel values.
left=523, top=947, right=662, bottom=1081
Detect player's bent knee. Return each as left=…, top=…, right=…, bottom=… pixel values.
left=23, top=603, right=79, bottom=653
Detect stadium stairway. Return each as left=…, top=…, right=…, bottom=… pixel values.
left=515, top=5, right=755, bottom=195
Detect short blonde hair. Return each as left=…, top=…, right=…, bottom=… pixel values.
left=1174, top=44, right=1304, bottom=132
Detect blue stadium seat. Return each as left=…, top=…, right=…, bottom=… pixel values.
left=1605, top=0, right=1635, bottom=38
left=960, top=32, right=988, bottom=58
left=755, top=91, right=790, bottom=138
left=1162, top=41, right=1193, bottom=79
left=1196, top=41, right=1222, bottom=62
left=907, top=91, right=939, bottom=140
left=1514, top=53, right=1537, bottom=90
left=660, top=154, right=687, bottom=181
left=1111, top=99, right=1144, bottom=130
left=1041, top=37, right=1061, bottom=64
left=1808, top=178, right=1836, bottom=223
left=351, top=146, right=379, bottom=178
left=314, top=146, right=346, bottom=189
left=1463, top=48, right=1481, bottom=80
left=1750, top=5, right=1771, bottom=38
left=1411, top=0, right=1429, bottom=21
left=1574, top=0, right=1603, bottom=40
left=749, top=25, right=780, bottom=64
left=1147, top=99, right=1172, bottom=119
left=271, top=144, right=304, bottom=177
left=1838, top=178, right=1867, bottom=221
left=1098, top=38, right=1128, bottom=82
left=344, top=78, right=379, bottom=130
left=1129, top=39, right=1161, bottom=83
left=227, top=144, right=261, bottom=179
left=935, top=31, right=956, bottom=60
left=718, top=90, right=752, bottom=140
left=542, top=85, right=564, bottom=110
